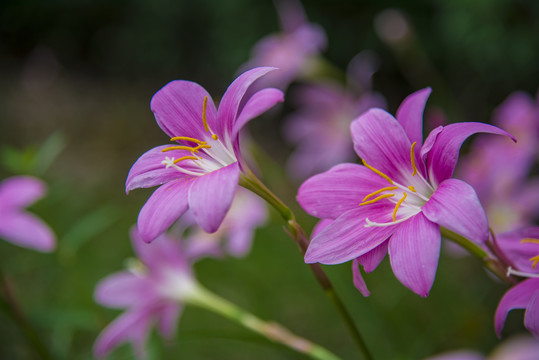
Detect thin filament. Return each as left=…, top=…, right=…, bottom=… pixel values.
left=362, top=186, right=398, bottom=202
left=361, top=159, right=394, bottom=184
left=392, top=192, right=407, bottom=222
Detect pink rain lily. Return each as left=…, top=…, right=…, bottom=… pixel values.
left=458, top=91, right=539, bottom=233
left=177, top=188, right=267, bottom=259
left=493, top=227, right=539, bottom=338
left=239, top=0, right=326, bottom=89
left=126, top=67, right=283, bottom=243
left=298, top=88, right=514, bottom=296
left=284, top=52, right=386, bottom=180
left=0, top=176, right=55, bottom=252
left=94, top=228, right=196, bottom=358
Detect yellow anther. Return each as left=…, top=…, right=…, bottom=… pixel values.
left=521, top=238, right=539, bottom=245
left=170, top=136, right=207, bottom=144
left=362, top=186, right=399, bottom=202
left=359, top=193, right=394, bottom=206
left=410, top=142, right=418, bottom=176
left=202, top=96, right=210, bottom=132
left=530, top=255, right=539, bottom=270
left=392, top=192, right=408, bottom=222
left=173, top=156, right=199, bottom=164
left=408, top=185, right=416, bottom=192
left=212, top=134, right=219, bottom=140
left=361, top=159, right=394, bottom=185
left=162, top=145, right=199, bottom=153
left=193, top=144, right=211, bottom=151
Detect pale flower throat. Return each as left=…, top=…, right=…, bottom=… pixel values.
left=160, top=96, right=237, bottom=176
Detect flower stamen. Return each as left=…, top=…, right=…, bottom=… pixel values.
left=359, top=193, right=395, bottom=206
left=170, top=136, right=207, bottom=144
left=521, top=238, right=539, bottom=269
left=362, top=186, right=398, bottom=202
left=410, top=142, right=418, bottom=176
left=407, top=185, right=416, bottom=192
left=361, top=159, right=394, bottom=184
left=392, top=192, right=407, bottom=222
left=201, top=96, right=219, bottom=141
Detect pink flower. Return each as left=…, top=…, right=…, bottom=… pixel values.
left=239, top=0, right=326, bottom=89
left=284, top=53, right=386, bottom=180
left=94, top=229, right=196, bottom=358
left=298, top=88, right=514, bottom=296
left=0, top=176, right=55, bottom=252
left=458, top=91, right=539, bottom=233
left=494, top=227, right=539, bottom=338
left=126, top=67, right=283, bottom=243
left=178, top=188, right=268, bottom=259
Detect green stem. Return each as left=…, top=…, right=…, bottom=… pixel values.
left=240, top=172, right=373, bottom=360
left=0, top=273, right=53, bottom=360
left=440, top=227, right=514, bottom=284
left=187, top=285, right=341, bottom=360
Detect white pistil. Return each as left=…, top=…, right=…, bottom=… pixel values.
left=506, top=266, right=539, bottom=279
left=364, top=214, right=416, bottom=228
left=162, top=157, right=203, bottom=177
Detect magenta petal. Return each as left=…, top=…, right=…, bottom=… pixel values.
left=94, top=272, right=151, bottom=308
left=158, top=303, right=182, bottom=339
left=525, top=290, right=539, bottom=338
left=352, top=259, right=370, bottom=297
left=217, top=67, right=277, bottom=136
left=94, top=308, right=152, bottom=359
left=495, top=278, right=539, bottom=337
left=495, top=227, right=539, bottom=273
left=0, top=212, right=55, bottom=252
left=311, top=218, right=333, bottom=238
left=130, top=228, right=187, bottom=271
left=150, top=80, right=218, bottom=140
left=395, top=87, right=432, bottom=147
left=188, top=163, right=239, bottom=233
left=126, top=145, right=191, bottom=193
left=305, top=206, right=397, bottom=264
left=357, top=241, right=388, bottom=273
left=297, top=163, right=387, bottom=220
left=137, top=179, right=192, bottom=243
left=0, top=176, right=45, bottom=209
left=423, top=122, right=516, bottom=186
left=422, top=179, right=488, bottom=244
left=232, top=88, right=284, bottom=140
left=388, top=213, right=440, bottom=297
left=351, top=109, right=414, bottom=181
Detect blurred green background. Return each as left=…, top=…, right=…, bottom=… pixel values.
left=0, top=0, right=538, bottom=359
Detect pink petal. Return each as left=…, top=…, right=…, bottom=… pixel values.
left=130, top=228, right=187, bottom=271
left=305, top=205, right=397, bottom=264
left=232, top=88, right=284, bottom=140
left=525, top=290, right=539, bottom=338
left=395, top=87, right=431, bottom=147
left=352, top=259, right=370, bottom=297
left=357, top=241, right=388, bottom=273
left=217, top=67, right=277, bottom=136
left=297, top=163, right=387, bottom=220
left=150, top=80, right=218, bottom=140
left=137, top=179, right=192, bottom=243
left=126, top=145, right=191, bottom=193
left=388, top=213, right=440, bottom=297
left=311, top=218, right=333, bottom=238
left=0, top=176, right=45, bottom=209
left=422, top=179, right=488, bottom=244
left=158, top=303, right=183, bottom=339
left=0, top=212, right=55, bottom=252
left=94, top=307, right=153, bottom=359
left=351, top=109, right=417, bottom=182
left=94, top=272, right=152, bottom=309
left=495, top=227, right=539, bottom=273
left=495, top=278, right=539, bottom=337
left=423, top=122, right=516, bottom=186
left=188, top=163, right=240, bottom=233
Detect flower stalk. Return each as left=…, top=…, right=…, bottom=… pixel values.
left=240, top=171, right=373, bottom=360
left=185, top=283, right=341, bottom=360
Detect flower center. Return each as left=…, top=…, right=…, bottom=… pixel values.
left=521, top=238, right=539, bottom=270
left=505, top=238, right=539, bottom=279
left=359, top=142, right=434, bottom=227
left=160, top=96, right=236, bottom=176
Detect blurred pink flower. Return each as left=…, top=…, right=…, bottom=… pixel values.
left=493, top=227, right=539, bottom=338
left=458, top=91, right=539, bottom=233
left=298, top=88, right=514, bottom=296
left=176, top=188, right=268, bottom=259
left=284, top=53, right=386, bottom=180
left=0, top=176, right=55, bottom=252
left=94, top=228, right=195, bottom=359
left=126, top=67, right=283, bottom=243
left=239, top=0, right=326, bottom=89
